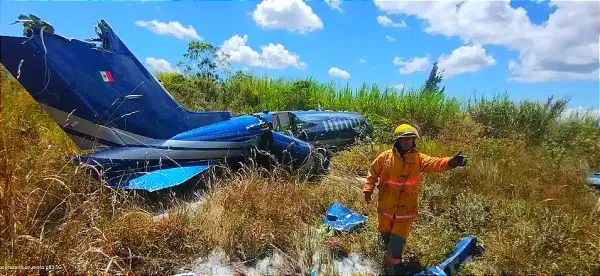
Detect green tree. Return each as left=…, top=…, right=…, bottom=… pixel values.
left=424, top=60, right=445, bottom=94
left=177, top=41, right=229, bottom=81
left=175, top=41, right=231, bottom=109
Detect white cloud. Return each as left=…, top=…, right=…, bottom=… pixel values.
left=325, top=0, right=343, bottom=12
left=561, top=107, right=599, bottom=119
left=358, top=58, right=367, bottom=63
left=377, top=15, right=407, bottom=28
left=261, top=43, right=307, bottom=69
left=135, top=20, right=202, bottom=40
left=145, top=57, right=176, bottom=73
left=437, top=44, right=496, bottom=78
left=373, top=0, right=599, bottom=82
left=252, top=0, right=324, bottom=34
left=328, top=67, right=351, bottom=78
left=385, top=35, right=396, bottom=42
left=390, top=83, right=405, bottom=90
left=393, top=55, right=430, bottom=74
left=217, top=34, right=307, bottom=70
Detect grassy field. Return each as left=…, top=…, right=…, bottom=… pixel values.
left=1, top=63, right=600, bottom=274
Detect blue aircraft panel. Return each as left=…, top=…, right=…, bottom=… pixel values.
left=322, top=201, right=367, bottom=232
left=125, top=165, right=210, bottom=192
left=416, top=235, right=479, bottom=276
left=587, top=172, right=600, bottom=190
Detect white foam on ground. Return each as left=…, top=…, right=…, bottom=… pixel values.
left=243, top=252, right=284, bottom=275
left=332, top=253, right=379, bottom=274
left=174, top=250, right=378, bottom=275
left=181, top=250, right=235, bottom=275
left=175, top=249, right=284, bottom=275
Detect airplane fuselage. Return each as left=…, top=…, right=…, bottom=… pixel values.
left=0, top=15, right=371, bottom=191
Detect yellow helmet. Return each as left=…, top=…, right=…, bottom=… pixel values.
left=393, top=124, right=420, bottom=139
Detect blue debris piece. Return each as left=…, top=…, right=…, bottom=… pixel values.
left=123, top=165, right=210, bottom=192
left=322, top=201, right=367, bottom=232
left=586, top=172, right=600, bottom=190
left=416, top=235, right=478, bottom=276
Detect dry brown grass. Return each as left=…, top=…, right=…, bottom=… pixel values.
left=183, top=162, right=383, bottom=274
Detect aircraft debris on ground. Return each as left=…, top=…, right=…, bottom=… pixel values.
left=587, top=172, right=600, bottom=190
left=416, top=235, right=481, bottom=276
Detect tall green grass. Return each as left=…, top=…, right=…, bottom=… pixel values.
left=466, top=93, right=571, bottom=145
left=159, top=70, right=598, bottom=149
left=160, top=71, right=462, bottom=141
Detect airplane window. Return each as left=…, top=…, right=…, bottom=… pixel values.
left=272, top=112, right=296, bottom=134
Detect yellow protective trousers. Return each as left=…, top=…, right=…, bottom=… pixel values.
left=378, top=211, right=412, bottom=264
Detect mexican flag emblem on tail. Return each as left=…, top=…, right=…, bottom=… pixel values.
left=98, top=71, right=114, bottom=82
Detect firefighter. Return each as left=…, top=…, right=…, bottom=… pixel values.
left=362, top=124, right=467, bottom=273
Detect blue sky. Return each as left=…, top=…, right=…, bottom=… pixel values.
left=1, top=0, right=598, bottom=114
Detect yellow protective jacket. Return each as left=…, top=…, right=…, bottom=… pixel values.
left=363, top=147, right=451, bottom=221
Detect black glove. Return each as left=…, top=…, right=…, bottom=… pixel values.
left=448, top=151, right=467, bottom=168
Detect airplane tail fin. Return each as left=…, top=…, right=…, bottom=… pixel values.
left=1, top=15, right=231, bottom=149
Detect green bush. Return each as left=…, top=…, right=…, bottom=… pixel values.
left=467, top=93, right=570, bottom=145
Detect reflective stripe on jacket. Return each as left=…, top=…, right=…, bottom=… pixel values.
left=363, top=148, right=451, bottom=219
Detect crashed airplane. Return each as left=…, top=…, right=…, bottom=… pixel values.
left=0, top=14, right=373, bottom=192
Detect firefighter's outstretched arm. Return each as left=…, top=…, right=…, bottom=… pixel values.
left=363, top=153, right=385, bottom=203
left=448, top=150, right=468, bottom=167
left=420, top=150, right=467, bottom=173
